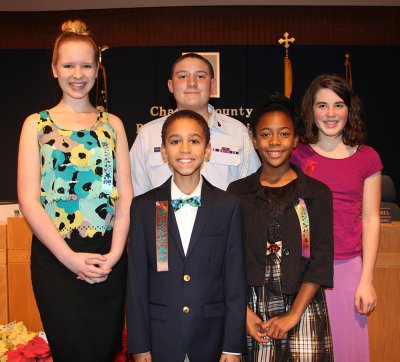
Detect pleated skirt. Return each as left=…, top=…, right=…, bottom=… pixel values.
left=245, top=257, right=333, bottom=362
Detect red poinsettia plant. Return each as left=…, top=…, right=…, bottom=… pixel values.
left=114, top=328, right=130, bottom=362
left=5, top=335, right=52, bottom=362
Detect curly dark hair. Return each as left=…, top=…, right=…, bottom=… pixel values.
left=250, top=92, right=304, bottom=137
left=300, top=73, right=367, bottom=146
left=161, top=110, right=210, bottom=146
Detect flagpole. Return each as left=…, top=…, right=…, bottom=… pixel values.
left=96, top=45, right=109, bottom=112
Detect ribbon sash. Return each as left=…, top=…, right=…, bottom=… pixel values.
left=294, top=198, right=311, bottom=258
left=156, top=201, right=169, bottom=272
left=98, top=131, right=114, bottom=194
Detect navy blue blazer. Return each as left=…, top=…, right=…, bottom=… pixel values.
left=126, top=177, right=247, bottom=362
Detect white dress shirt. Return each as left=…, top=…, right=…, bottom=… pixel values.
left=171, top=178, right=202, bottom=255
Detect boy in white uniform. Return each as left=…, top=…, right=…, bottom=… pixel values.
left=130, top=52, right=260, bottom=195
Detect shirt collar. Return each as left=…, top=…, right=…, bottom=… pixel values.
left=171, top=177, right=203, bottom=199
left=240, top=164, right=316, bottom=201
left=174, top=104, right=230, bottom=135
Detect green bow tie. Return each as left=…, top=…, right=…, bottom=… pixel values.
left=170, top=196, right=201, bottom=212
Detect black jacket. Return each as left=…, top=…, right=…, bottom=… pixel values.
left=127, top=177, right=247, bottom=361
left=227, top=164, right=334, bottom=294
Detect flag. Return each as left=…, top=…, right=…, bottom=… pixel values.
left=344, top=53, right=353, bottom=87
left=284, top=56, right=293, bottom=99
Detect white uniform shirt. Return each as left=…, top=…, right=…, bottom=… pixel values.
left=130, top=104, right=261, bottom=196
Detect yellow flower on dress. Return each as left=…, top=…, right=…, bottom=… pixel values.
left=70, top=144, right=92, bottom=168
left=53, top=206, right=84, bottom=237
left=36, top=116, right=52, bottom=133
left=110, top=187, right=119, bottom=200
left=59, top=129, right=73, bottom=138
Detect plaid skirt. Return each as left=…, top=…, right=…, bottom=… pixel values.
left=244, top=256, right=333, bottom=362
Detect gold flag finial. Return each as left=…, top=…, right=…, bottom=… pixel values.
left=344, top=53, right=353, bottom=87
left=278, top=32, right=295, bottom=57
left=278, top=32, right=295, bottom=99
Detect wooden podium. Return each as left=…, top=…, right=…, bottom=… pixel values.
left=0, top=217, right=399, bottom=360
left=0, top=217, right=43, bottom=332
left=367, top=221, right=400, bottom=361
left=0, top=222, right=7, bottom=325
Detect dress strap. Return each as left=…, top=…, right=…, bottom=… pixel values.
left=99, top=111, right=109, bottom=124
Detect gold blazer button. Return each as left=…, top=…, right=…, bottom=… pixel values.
left=182, top=306, right=190, bottom=313
left=183, top=274, right=191, bottom=282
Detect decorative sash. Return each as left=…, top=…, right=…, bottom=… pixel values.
left=294, top=198, right=311, bottom=258
left=156, top=201, right=169, bottom=272
left=98, top=131, right=114, bottom=194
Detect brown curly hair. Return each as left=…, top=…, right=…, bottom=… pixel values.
left=300, top=73, right=367, bottom=146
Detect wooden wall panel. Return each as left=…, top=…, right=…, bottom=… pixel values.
left=0, top=223, right=7, bottom=324
left=0, top=6, right=399, bottom=49
left=7, top=217, right=43, bottom=332
left=368, top=254, right=400, bottom=361
left=368, top=222, right=400, bottom=362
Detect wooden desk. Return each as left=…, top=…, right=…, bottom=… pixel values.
left=368, top=222, right=400, bottom=362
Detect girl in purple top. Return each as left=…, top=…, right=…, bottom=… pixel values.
left=291, top=74, right=382, bottom=361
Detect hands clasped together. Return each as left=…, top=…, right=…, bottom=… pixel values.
left=246, top=306, right=301, bottom=343
left=66, top=251, right=119, bottom=284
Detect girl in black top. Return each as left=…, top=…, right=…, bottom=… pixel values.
left=227, top=94, right=334, bottom=361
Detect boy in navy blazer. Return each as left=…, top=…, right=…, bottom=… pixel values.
left=126, top=110, right=247, bottom=362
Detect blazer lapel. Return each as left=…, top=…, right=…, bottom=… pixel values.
left=185, top=179, right=214, bottom=260
left=156, top=178, right=185, bottom=260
